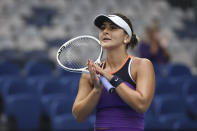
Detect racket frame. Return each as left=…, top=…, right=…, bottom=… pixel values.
left=56, top=35, right=115, bottom=93
left=57, top=35, right=102, bottom=74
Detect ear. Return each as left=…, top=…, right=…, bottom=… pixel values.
left=124, top=35, right=131, bottom=44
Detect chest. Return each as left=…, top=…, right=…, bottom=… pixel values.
left=103, top=62, right=137, bottom=83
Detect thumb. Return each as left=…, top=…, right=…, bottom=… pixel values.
left=93, top=63, right=105, bottom=75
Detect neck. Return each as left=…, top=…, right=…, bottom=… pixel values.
left=105, top=47, right=129, bottom=70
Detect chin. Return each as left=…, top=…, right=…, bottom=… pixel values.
left=101, top=43, right=119, bottom=50
left=102, top=45, right=115, bottom=50
left=101, top=44, right=111, bottom=49
left=101, top=41, right=112, bottom=48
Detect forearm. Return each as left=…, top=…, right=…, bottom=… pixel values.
left=72, top=87, right=102, bottom=122
left=116, top=83, right=152, bottom=113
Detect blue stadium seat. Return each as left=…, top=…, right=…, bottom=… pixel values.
left=57, top=67, right=81, bottom=77
left=1, top=79, right=37, bottom=114
left=144, top=99, right=164, bottom=130
left=166, top=63, right=191, bottom=77
left=153, top=64, right=167, bottom=77
left=182, top=77, right=197, bottom=119
left=175, top=19, right=197, bottom=39
left=0, top=61, right=20, bottom=76
left=49, top=99, right=92, bottom=131
left=0, top=50, right=20, bottom=61
left=173, top=118, right=197, bottom=130
left=59, top=77, right=74, bottom=95
left=26, top=75, right=54, bottom=88
left=182, top=77, right=197, bottom=98
left=58, top=68, right=81, bottom=98
left=155, top=95, right=187, bottom=129
left=144, top=113, right=165, bottom=130
left=24, top=60, right=54, bottom=77
left=145, top=98, right=157, bottom=117
left=6, top=95, right=41, bottom=130
left=38, top=79, right=69, bottom=115
left=0, top=76, right=23, bottom=95
left=168, top=75, right=192, bottom=89
left=59, top=75, right=80, bottom=99
left=52, top=114, right=93, bottom=131
left=185, top=96, right=197, bottom=118
left=155, top=78, right=182, bottom=97
left=2, top=79, right=36, bottom=99
left=0, top=76, right=24, bottom=114
left=49, top=98, right=73, bottom=119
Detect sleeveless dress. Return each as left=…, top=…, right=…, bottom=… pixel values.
left=94, top=56, right=144, bottom=131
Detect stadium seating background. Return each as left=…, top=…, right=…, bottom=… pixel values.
left=0, top=0, right=197, bottom=130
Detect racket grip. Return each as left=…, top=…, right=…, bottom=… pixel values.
left=99, top=76, right=115, bottom=94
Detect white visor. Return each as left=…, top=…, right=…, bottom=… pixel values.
left=94, top=14, right=132, bottom=38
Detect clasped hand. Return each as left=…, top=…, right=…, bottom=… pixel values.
left=87, top=60, right=113, bottom=88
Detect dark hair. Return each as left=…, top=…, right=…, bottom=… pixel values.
left=113, top=13, right=138, bottom=49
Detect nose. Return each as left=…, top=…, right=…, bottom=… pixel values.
left=102, top=27, right=110, bottom=34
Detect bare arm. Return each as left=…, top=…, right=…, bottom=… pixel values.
left=72, top=60, right=102, bottom=122
left=93, top=58, right=155, bottom=113
left=115, top=58, right=155, bottom=113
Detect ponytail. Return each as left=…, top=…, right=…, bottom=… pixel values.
left=127, top=33, right=138, bottom=49
left=113, top=13, right=138, bottom=49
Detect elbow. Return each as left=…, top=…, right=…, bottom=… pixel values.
left=136, top=106, right=147, bottom=114
left=74, top=115, right=85, bottom=123
left=135, top=100, right=149, bottom=114
left=72, top=107, right=85, bottom=123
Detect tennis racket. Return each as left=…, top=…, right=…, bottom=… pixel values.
left=57, top=35, right=115, bottom=93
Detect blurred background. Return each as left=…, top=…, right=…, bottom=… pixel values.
left=0, top=0, right=197, bottom=130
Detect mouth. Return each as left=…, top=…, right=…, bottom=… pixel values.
left=102, top=37, right=111, bottom=41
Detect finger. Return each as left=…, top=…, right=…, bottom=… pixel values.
left=88, top=61, right=99, bottom=74
left=87, top=59, right=93, bottom=72
left=87, top=61, right=95, bottom=79
left=88, top=60, right=102, bottom=88
left=91, top=62, right=113, bottom=81
left=92, top=63, right=104, bottom=75
left=88, top=60, right=97, bottom=79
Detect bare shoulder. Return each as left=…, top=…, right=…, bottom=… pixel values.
left=133, top=57, right=153, bottom=65
left=132, top=57, right=154, bottom=71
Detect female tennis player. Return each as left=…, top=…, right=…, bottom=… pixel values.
left=72, top=13, right=155, bottom=131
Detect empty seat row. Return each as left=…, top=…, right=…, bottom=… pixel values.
left=4, top=95, right=94, bottom=131
left=0, top=59, right=80, bottom=77
left=154, top=63, right=192, bottom=77
left=145, top=95, right=197, bottom=130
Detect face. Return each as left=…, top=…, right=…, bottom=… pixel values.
left=99, top=21, right=129, bottom=49
left=147, top=25, right=159, bottom=41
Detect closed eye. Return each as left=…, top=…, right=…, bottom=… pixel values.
left=100, top=25, right=106, bottom=30
left=100, top=23, right=119, bottom=31
left=110, top=24, right=119, bottom=29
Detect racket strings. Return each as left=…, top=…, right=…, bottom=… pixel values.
left=58, top=37, right=101, bottom=69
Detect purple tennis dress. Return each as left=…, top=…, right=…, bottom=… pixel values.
left=95, top=56, right=144, bottom=131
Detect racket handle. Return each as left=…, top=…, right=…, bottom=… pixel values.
left=99, top=76, right=115, bottom=94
